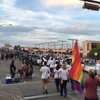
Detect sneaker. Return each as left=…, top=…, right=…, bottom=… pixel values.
left=43, top=91, right=45, bottom=94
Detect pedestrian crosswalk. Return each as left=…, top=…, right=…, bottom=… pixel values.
left=25, top=93, right=78, bottom=100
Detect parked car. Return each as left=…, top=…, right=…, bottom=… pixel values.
left=31, top=54, right=41, bottom=65
left=84, top=63, right=96, bottom=72
left=19, top=55, right=26, bottom=61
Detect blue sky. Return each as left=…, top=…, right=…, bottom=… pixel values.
left=0, top=0, right=100, bottom=48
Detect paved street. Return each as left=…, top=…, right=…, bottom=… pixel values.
left=0, top=59, right=100, bottom=100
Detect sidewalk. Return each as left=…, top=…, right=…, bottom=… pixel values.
left=0, top=91, right=26, bottom=100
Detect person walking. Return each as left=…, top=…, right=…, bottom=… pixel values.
left=67, top=62, right=75, bottom=93
left=1, top=52, right=4, bottom=60
left=54, top=61, right=60, bottom=92
left=29, top=64, right=33, bottom=80
left=24, top=64, right=29, bottom=83
left=48, top=57, right=55, bottom=77
left=5, top=53, right=8, bottom=62
left=10, top=60, right=16, bottom=82
left=95, top=61, right=100, bottom=80
left=40, top=61, right=50, bottom=94
left=21, top=61, right=26, bottom=72
left=84, top=69, right=100, bottom=100
left=58, top=64, right=69, bottom=98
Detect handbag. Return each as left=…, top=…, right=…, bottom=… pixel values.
left=61, top=78, right=63, bottom=84
left=47, top=76, right=51, bottom=82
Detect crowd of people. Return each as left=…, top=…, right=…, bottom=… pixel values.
left=39, top=55, right=76, bottom=98
left=38, top=54, right=100, bottom=100
left=10, top=60, right=33, bottom=83
left=1, top=50, right=100, bottom=100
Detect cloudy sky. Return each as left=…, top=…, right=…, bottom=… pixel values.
left=0, top=0, right=100, bottom=48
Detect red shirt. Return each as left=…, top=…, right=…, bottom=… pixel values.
left=84, top=76, right=100, bottom=99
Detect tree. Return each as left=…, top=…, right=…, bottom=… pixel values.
left=87, top=44, right=100, bottom=60
left=17, top=45, right=21, bottom=49
left=14, top=45, right=21, bottom=50
left=14, top=45, right=17, bottom=50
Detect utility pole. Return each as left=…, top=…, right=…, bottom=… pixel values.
left=37, top=44, right=40, bottom=48
left=33, top=44, right=40, bottom=48
left=47, top=43, right=49, bottom=49
left=68, top=39, right=78, bottom=49
left=67, top=44, right=70, bottom=49
left=53, top=42, right=59, bottom=49
left=58, top=40, right=67, bottom=49
left=48, top=42, right=58, bottom=49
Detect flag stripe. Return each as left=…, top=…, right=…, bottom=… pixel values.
left=74, top=81, right=84, bottom=94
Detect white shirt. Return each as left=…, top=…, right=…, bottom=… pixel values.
left=48, top=60, right=55, bottom=68
left=67, top=64, right=71, bottom=71
left=54, top=69, right=59, bottom=79
left=54, top=64, right=57, bottom=68
left=58, top=68, right=68, bottom=80
left=58, top=68, right=62, bottom=78
left=37, top=59, right=41, bottom=64
left=43, top=57, right=47, bottom=62
left=60, top=59, right=63, bottom=65
left=47, top=60, right=50, bottom=66
left=96, top=63, right=100, bottom=73
left=81, top=64, right=85, bottom=69
left=40, top=66, right=50, bottom=79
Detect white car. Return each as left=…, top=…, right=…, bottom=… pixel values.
left=84, top=64, right=96, bottom=72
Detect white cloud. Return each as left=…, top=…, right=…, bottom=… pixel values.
left=3, top=0, right=17, bottom=6
left=0, top=0, right=100, bottom=47
left=0, top=0, right=73, bottom=27
left=41, top=0, right=83, bottom=8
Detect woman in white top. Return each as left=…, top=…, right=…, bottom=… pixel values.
left=54, top=61, right=60, bottom=92
left=58, top=64, right=69, bottom=98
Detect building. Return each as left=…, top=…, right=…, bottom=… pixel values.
left=82, top=40, right=100, bottom=57
left=1, top=40, right=100, bottom=57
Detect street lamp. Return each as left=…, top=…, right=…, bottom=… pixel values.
left=94, top=52, right=98, bottom=62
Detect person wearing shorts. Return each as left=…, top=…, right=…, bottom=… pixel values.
left=40, top=61, right=50, bottom=94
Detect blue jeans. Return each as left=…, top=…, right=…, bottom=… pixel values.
left=60, top=80, right=67, bottom=96
left=70, top=78, right=75, bottom=91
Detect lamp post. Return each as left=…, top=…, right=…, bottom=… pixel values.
left=94, top=52, right=98, bottom=63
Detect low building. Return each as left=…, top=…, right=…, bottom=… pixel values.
left=82, top=40, right=100, bottom=57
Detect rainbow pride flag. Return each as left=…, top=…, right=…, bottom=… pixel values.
left=69, top=40, right=84, bottom=94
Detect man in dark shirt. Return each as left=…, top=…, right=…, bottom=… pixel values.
left=10, top=60, right=16, bottom=81
left=84, top=69, right=100, bottom=100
